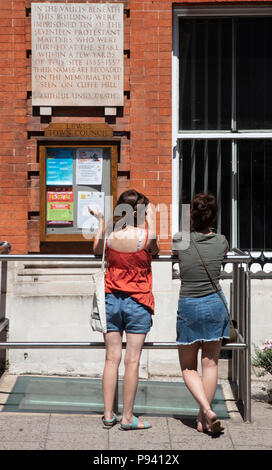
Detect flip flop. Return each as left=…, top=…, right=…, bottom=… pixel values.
left=102, top=413, right=119, bottom=429
left=208, top=420, right=224, bottom=435
left=204, top=409, right=224, bottom=435
left=119, top=415, right=152, bottom=431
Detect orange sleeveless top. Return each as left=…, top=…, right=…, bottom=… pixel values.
left=105, top=229, right=154, bottom=314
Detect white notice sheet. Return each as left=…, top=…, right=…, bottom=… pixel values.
left=76, top=148, right=103, bottom=185
left=77, top=191, right=105, bottom=235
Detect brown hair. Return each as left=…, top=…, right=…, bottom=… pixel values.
left=113, top=189, right=149, bottom=229
left=190, top=193, right=218, bottom=232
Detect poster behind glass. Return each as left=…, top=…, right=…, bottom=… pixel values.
left=45, top=147, right=108, bottom=236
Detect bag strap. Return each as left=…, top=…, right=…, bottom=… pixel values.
left=101, top=233, right=107, bottom=272
left=191, top=233, right=230, bottom=317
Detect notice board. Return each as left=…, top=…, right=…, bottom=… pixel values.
left=40, top=143, right=118, bottom=242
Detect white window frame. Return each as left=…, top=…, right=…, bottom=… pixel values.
left=172, top=5, right=272, bottom=250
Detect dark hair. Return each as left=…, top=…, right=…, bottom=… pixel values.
left=116, top=189, right=149, bottom=209
left=113, top=189, right=149, bottom=229
left=190, top=193, right=218, bottom=232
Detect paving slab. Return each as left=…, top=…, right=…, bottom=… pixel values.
left=45, top=432, right=108, bottom=450
left=246, top=400, right=272, bottom=427
left=0, top=413, right=50, bottom=442
left=227, top=425, right=272, bottom=449
left=167, top=416, right=234, bottom=450
left=109, top=416, right=171, bottom=451
left=235, top=445, right=272, bottom=450
left=0, top=440, right=45, bottom=450
left=48, top=414, right=104, bottom=434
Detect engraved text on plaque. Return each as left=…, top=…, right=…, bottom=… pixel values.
left=31, top=3, right=124, bottom=106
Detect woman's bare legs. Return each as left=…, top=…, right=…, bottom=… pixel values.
left=178, top=341, right=222, bottom=431
left=178, top=342, right=211, bottom=412
left=103, top=331, right=123, bottom=421
left=198, top=340, right=222, bottom=430
left=121, top=333, right=148, bottom=427
left=103, top=332, right=149, bottom=427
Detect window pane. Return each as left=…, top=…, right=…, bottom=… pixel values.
left=195, top=141, right=205, bottom=194
left=220, top=141, right=231, bottom=243
left=180, top=140, right=191, bottom=204
left=179, top=19, right=232, bottom=130
left=237, top=18, right=272, bottom=129
left=237, top=142, right=251, bottom=249
left=238, top=140, right=272, bottom=250
left=180, top=139, right=231, bottom=243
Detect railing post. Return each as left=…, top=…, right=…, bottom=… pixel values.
left=239, top=266, right=246, bottom=414
left=244, top=265, right=252, bottom=422
left=232, top=264, right=239, bottom=386
left=237, top=265, right=244, bottom=403
left=0, top=243, right=10, bottom=373
left=0, top=260, right=7, bottom=321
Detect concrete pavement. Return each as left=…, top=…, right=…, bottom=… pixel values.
left=0, top=373, right=271, bottom=451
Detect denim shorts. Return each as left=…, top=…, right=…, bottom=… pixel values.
left=105, top=293, right=153, bottom=334
left=176, top=291, right=230, bottom=345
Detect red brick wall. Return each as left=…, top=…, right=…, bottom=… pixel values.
left=0, top=0, right=271, bottom=253
left=129, top=1, right=173, bottom=252
left=0, top=0, right=28, bottom=253
left=26, top=0, right=133, bottom=253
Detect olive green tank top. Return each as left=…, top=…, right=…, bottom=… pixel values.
left=173, top=231, right=229, bottom=298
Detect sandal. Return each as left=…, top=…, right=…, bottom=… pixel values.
left=102, top=413, right=119, bottom=429
left=119, top=415, right=152, bottom=431
left=204, top=409, right=224, bottom=435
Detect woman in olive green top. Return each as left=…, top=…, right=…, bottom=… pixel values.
left=173, top=193, right=230, bottom=435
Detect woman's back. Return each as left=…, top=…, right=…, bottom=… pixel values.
left=105, top=225, right=154, bottom=312
left=106, top=225, right=148, bottom=252
left=177, top=231, right=229, bottom=298
left=106, top=226, right=151, bottom=269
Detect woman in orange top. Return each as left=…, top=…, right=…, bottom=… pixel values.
left=89, top=190, right=159, bottom=431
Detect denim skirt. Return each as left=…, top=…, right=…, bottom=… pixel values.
left=176, top=291, right=230, bottom=345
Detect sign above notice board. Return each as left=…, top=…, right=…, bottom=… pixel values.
left=44, top=123, right=114, bottom=138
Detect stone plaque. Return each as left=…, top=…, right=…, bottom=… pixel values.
left=44, top=123, right=113, bottom=138
left=31, top=3, right=124, bottom=106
